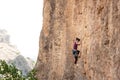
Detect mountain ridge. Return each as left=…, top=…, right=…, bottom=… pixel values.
left=0, top=29, right=35, bottom=75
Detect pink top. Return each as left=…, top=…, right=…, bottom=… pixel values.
left=73, top=42, right=78, bottom=50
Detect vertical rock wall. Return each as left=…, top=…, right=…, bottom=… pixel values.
left=35, top=0, right=120, bottom=80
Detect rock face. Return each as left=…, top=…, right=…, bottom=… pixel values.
left=35, top=0, right=120, bottom=80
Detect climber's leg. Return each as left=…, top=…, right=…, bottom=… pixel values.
left=72, top=49, right=79, bottom=64
left=72, top=49, right=76, bottom=55
left=77, top=50, right=80, bottom=54
left=77, top=50, right=81, bottom=58
left=74, top=56, right=78, bottom=64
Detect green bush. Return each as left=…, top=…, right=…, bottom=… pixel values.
left=0, top=60, right=37, bottom=80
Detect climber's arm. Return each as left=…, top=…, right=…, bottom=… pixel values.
left=77, top=41, right=81, bottom=45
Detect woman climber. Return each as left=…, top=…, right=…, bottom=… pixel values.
left=72, top=37, right=81, bottom=64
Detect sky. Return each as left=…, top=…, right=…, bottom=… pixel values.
left=0, top=0, right=43, bottom=61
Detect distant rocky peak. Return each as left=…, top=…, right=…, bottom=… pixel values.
left=0, top=29, right=10, bottom=43
left=0, top=29, right=35, bottom=75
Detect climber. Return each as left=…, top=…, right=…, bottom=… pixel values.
left=72, top=37, right=80, bottom=64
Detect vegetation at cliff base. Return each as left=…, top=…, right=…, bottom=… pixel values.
left=0, top=60, right=37, bottom=80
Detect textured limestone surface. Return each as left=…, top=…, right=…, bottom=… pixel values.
left=35, top=0, right=120, bottom=80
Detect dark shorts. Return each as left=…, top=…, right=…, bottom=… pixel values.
left=72, top=49, right=80, bottom=57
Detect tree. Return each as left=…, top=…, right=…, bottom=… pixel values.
left=0, top=60, right=37, bottom=80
